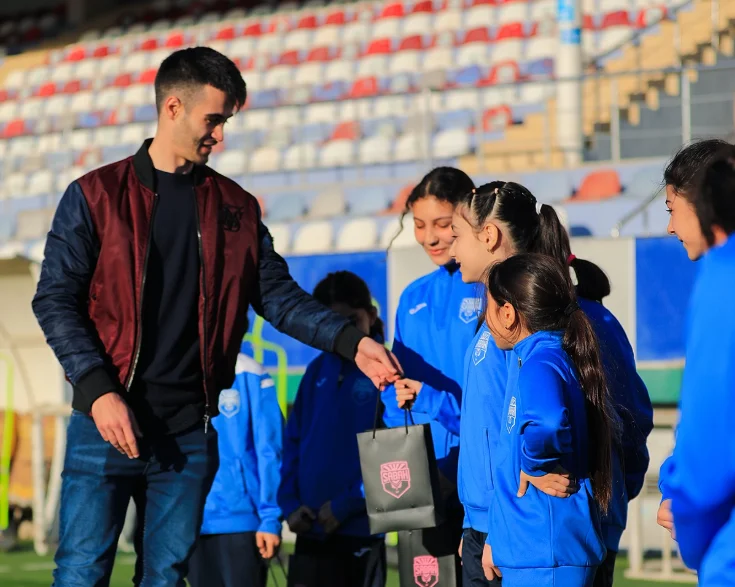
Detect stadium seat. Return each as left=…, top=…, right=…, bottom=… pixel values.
left=423, top=47, right=454, bottom=72
left=531, top=0, right=556, bottom=21
left=267, top=194, right=307, bottom=223
left=403, top=13, right=432, bottom=37
left=464, top=5, right=496, bottom=28
left=292, top=220, right=333, bottom=253
left=320, top=139, right=356, bottom=167
left=120, top=123, right=147, bottom=145
left=574, top=169, right=623, bottom=200
left=336, top=218, right=379, bottom=251
left=380, top=212, right=415, bottom=248
left=342, top=21, right=371, bottom=44
left=372, top=18, right=402, bottom=40
left=625, top=164, right=664, bottom=198
left=308, top=187, right=346, bottom=218
left=498, top=2, right=529, bottom=25
left=433, top=128, right=472, bottom=158
left=250, top=147, right=282, bottom=173
left=394, top=132, right=427, bottom=162
left=359, top=135, right=393, bottom=164
left=214, top=151, right=247, bottom=176
left=324, top=59, right=355, bottom=83
left=283, top=142, right=319, bottom=170
left=243, top=109, right=272, bottom=131
left=357, top=54, right=389, bottom=78
left=457, top=44, right=489, bottom=68
left=312, top=25, right=341, bottom=47
left=435, top=10, right=462, bottom=34
left=390, top=50, right=422, bottom=75
left=27, top=170, right=53, bottom=197
left=267, top=221, right=292, bottom=253
left=14, top=208, right=55, bottom=240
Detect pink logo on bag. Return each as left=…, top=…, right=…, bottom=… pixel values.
left=380, top=460, right=411, bottom=498
left=413, top=555, right=439, bottom=587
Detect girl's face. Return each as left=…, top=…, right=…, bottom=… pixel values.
left=330, top=302, right=375, bottom=336
left=412, top=196, right=455, bottom=267
left=450, top=208, right=511, bottom=283
left=665, top=185, right=709, bottom=260
left=484, top=294, right=526, bottom=350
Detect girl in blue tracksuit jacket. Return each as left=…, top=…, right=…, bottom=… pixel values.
left=382, top=167, right=482, bottom=582
left=398, top=181, right=652, bottom=586
left=483, top=253, right=616, bottom=586
left=189, top=354, right=283, bottom=587
left=278, top=270, right=387, bottom=587
left=656, top=141, right=735, bottom=585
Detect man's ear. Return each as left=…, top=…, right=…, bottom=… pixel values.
left=161, top=95, right=184, bottom=121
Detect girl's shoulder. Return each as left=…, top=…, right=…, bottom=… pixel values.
left=521, top=347, right=575, bottom=383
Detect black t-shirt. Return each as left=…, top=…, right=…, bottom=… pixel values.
left=128, top=169, right=205, bottom=435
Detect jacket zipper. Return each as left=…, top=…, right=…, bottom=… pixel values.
left=125, top=193, right=158, bottom=391
left=193, top=191, right=211, bottom=433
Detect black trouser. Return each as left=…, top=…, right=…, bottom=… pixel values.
left=461, top=529, right=502, bottom=586
left=292, top=534, right=386, bottom=587
left=593, top=549, right=617, bottom=587
left=188, top=531, right=267, bottom=587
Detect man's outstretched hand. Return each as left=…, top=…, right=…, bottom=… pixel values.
left=354, top=338, right=402, bottom=390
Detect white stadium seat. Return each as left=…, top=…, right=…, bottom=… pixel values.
left=336, top=218, right=379, bottom=251
left=359, top=135, right=392, bottom=164
left=319, top=139, right=355, bottom=167
left=283, top=142, right=318, bottom=170
left=292, top=221, right=333, bottom=254
left=215, top=151, right=247, bottom=175
left=249, top=147, right=282, bottom=173
left=267, top=223, right=291, bottom=253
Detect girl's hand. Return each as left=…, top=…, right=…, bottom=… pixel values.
left=395, top=378, right=422, bottom=408
left=482, top=544, right=502, bottom=581
left=657, top=499, right=676, bottom=539
left=517, top=466, right=579, bottom=498
left=287, top=505, right=316, bottom=534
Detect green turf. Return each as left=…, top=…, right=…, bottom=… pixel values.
left=0, top=542, right=665, bottom=587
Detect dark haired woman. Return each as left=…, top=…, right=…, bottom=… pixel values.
left=278, top=271, right=386, bottom=587
left=657, top=140, right=735, bottom=586
left=482, top=253, right=615, bottom=586
left=399, top=181, right=653, bottom=585
left=384, top=166, right=480, bottom=584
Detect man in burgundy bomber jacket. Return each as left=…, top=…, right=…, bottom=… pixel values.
left=32, top=48, right=400, bottom=586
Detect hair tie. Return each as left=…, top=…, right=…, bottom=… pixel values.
left=535, top=202, right=543, bottom=215
left=493, top=187, right=499, bottom=196
left=567, top=254, right=577, bottom=265
left=563, top=301, right=581, bottom=317
left=472, top=188, right=477, bottom=194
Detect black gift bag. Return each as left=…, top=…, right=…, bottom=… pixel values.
left=357, top=395, right=444, bottom=535
left=286, top=553, right=350, bottom=587
left=397, top=529, right=460, bottom=587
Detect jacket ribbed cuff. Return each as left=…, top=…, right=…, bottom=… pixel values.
left=76, top=367, right=119, bottom=413
left=333, top=324, right=367, bottom=362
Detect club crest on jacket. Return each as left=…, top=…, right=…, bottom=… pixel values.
left=219, top=388, right=240, bottom=418
left=459, top=297, right=481, bottom=324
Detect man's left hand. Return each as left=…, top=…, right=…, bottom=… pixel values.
left=255, top=531, right=281, bottom=560
left=355, top=338, right=402, bottom=390
left=317, top=501, right=340, bottom=534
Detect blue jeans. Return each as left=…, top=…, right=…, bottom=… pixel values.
left=53, top=410, right=218, bottom=587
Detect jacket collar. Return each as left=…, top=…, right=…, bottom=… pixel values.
left=133, top=138, right=210, bottom=191
left=513, top=330, right=564, bottom=364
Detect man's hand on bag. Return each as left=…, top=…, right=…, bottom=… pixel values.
left=354, top=338, right=402, bottom=390
left=657, top=499, right=676, bottom=539
left=256, top=531, right=281, bottom=560
left=517, top=466, right=578, bottom=499
left=91, top=392, right=142, bottom=459
left=287, top=506, right=316, bottom=534
left=395, top=378, right=422, bottom=408
left=482, top=544, right=502, bottom=581
left=317, top=501, right=340, bottom=534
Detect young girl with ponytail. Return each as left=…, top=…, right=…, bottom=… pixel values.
left=481, top=253, right=614, bottom=586
left=397, top=181, right=652, bottom=585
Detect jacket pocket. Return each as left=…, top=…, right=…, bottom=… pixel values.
left=237, top=458, right=258, bottom=514
left=482, top=427, right=493, bottom=491
left=209, top=461, right=254, bottom=515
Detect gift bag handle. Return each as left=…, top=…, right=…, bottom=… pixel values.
left=372, top=382, right=414, bottom=439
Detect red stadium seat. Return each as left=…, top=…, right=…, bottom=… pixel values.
left=38, top=82, right=57, bottom=97
left=244, top=22, right=263, bottom=36
left=307, top=46, right=336, bottom=62
left=399, top=35, right=425, bottom=51
left=215, top=26, right=235, bottom=40
left=575, top=170, right=622, bottom=201
left=497, top=22, right=525, bottom=41
left=140, top=38, right=159, bottom=51
left=477, top=60, right=520, bottom=85
left=602, top=11, right=631, bottom=29
left=66, top=46, right=87, bottom=61
left=63, top=80, right=82, bottom=94
left=139, top=68, right=158, bottom=84
left=325, top=10, right=347, bottom=26
left=366, top=38, right=393, bottom=55
left=92, top=45, right=111, bottom=58
left=412, top=0, right=434, bottom=14
left=0, top=90, right=9, bottom=102
left=113, top=73, right=132, bottom=87
left=349, top=77, right=380, bottom=98
left=583, top=14, right=597, bottom=30
left=636, top=6, right=667, bottom=28
left=165, top=32, right=185, bottom=48
left=482, top=105, right=512, bottom=131
left=380, top=2, right=405, bottom=19
left=472, top=0, right=497, bottom=6
left=386, top=185, right=413, bottom=214
left=267, top=16, right=292, bottom=35
left=462, top=27, right=491, bottom=45
left=331, top=121, right=360, bottom=141
left=297, top=14, right=318, bottom=29
left=279, top=50, right=301, bottom=66
left=4, top=119, right=27, bottom=138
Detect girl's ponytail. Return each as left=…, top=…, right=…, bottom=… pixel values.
left=562, top=306, right=615, bottom=513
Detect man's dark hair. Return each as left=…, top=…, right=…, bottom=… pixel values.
left=154, top=47, right=247, bottom=112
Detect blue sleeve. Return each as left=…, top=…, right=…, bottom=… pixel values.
left=658, top=455, right=673, bottom=501
left=31, top=181, right=119, bottom=409
left=411, top=382, right=461, bottom=436
left=246, top=370, right=284, bottom=536
left=251, top=218, right=364, bottom=361
left=518, top=360, right=573, bottom=476
left=668, top=262, right=735, bottom=571
left=330, top=481, right=367, bottom=523
left=277, top=369, right=308, bottom=520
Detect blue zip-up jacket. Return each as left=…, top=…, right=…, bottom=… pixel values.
left=201, top=354, right=283, bottom=536
left=381, top=264, right=481, bottom=484
left=579, top=298, right=653, bottom=552
left=487, top=331, right=605, bottom=586
left=663, top=234, right=735, bottom=584
left=408, top=323, right=508, bottom=532
left=279, top=351, right=377, bottom=538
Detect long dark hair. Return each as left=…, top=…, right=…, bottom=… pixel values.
left=486, top=254, right=614, bottom=512
left=460, top=181, right=611, bottom=302
left=388, top=166, right=475, bottom=250
left=313, top=271, right=384, bottom=341
left=665, top=139, right=735, bottom=244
